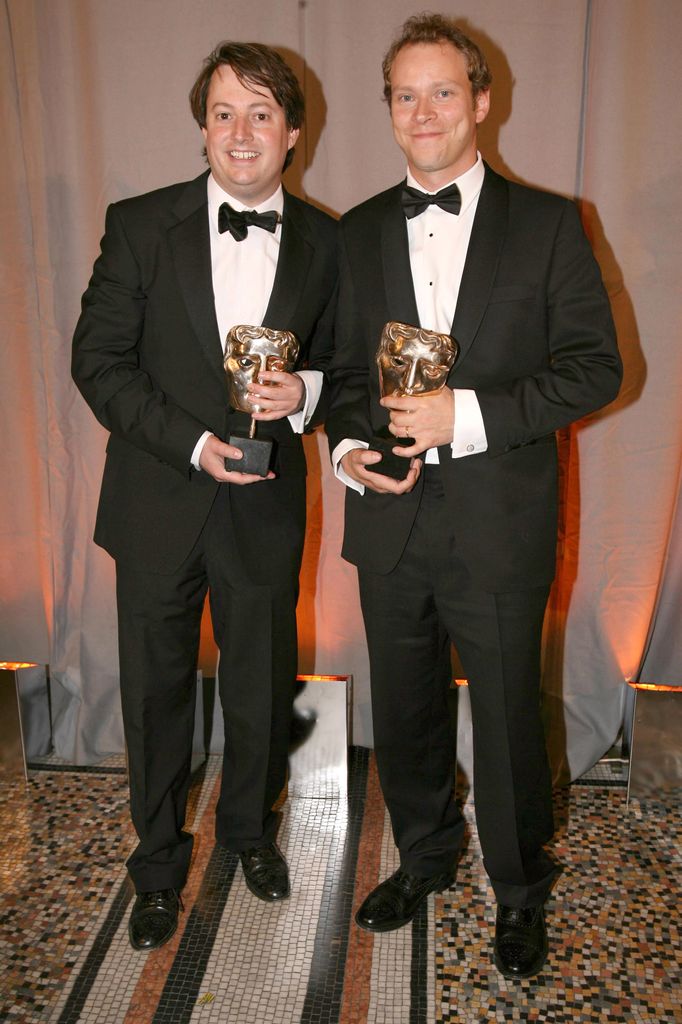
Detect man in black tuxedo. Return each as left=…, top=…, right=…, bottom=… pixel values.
left=72, top=42, right=336, bottom=951
left=326, top=14, right=621, bottom=978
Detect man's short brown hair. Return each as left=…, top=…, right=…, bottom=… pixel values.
left=189, top=41, right=304, bottom=172
left=382, top=13, right=492, bottom=104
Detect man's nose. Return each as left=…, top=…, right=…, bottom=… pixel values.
left=414, top=97, right=434, bottom=123
left=232, top=115, right=254, bottom=141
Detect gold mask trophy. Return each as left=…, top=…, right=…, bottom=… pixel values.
left=367, top=321, right=459, bottom=479
left=223, top=325, right=300, bottom=476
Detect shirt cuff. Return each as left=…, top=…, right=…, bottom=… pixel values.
left=287, top=369, right=323, bottom=433
left=332, top=438, right=369, bottom=494
left=451, top=389, right=488, bottom=458
left=191, top=431, right=213, bottom=471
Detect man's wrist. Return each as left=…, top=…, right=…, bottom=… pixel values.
left=191, top=431, right=213, bottom=471
left=288, top=369, right=322, bottom=432
left=332, top=439, right=368, bottom=494
left=451, top=389, right=487, bottom=458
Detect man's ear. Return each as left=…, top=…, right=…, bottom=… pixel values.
left=474, top=89, right=490, bottom=125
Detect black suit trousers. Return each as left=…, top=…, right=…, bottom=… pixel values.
left=116, top=484, right=299, bottom=893
left=358, top=467, right=557, bottom=908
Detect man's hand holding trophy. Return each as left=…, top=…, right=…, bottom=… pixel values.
left=368, top=320, right=459, bottom=480
left=223, top=325, right=300, bottom=477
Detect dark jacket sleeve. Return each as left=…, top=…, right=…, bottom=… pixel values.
left=475, top=198, right=622, bottom=456
left=72, top=202, right=214, bottom=475
left=325, top=222, right=375, bottom=452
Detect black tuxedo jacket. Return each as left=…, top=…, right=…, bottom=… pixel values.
left=326, top=164, right=621, bottom=590
left=73, top=172, right=337, bottom=579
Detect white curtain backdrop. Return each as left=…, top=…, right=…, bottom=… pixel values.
left=2, top=0, right=680, bottom=777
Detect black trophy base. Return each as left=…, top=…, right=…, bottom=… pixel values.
left=224, top=434, right=274, bottom=477
left=365, top=432, right=414, bottom=481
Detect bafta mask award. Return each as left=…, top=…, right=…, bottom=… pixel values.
left=367, top=320, right=459, bottom=479
left=223, top=325, right=300, bottom=476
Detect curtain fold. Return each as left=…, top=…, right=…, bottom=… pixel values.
left=1, top=1, right=52, bottom=666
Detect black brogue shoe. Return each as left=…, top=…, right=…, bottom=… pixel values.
left=355, top=868, right=454, bottom=932
left=494, top=903, right=548, bottom=979
left=128, top=888, right=182, bottom=951
left=240, top=843, right=290, bottom=901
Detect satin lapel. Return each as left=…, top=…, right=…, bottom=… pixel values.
left=168, top=173, right=224, bottom=377
left=381, top=185, right=421, bottom=326
left=262, top=192, right=312, bottom=330
left=451, top=165, right=508, bottom=364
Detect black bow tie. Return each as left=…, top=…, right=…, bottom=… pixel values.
left=401, top=182, right=462, bottom=219
left=218, top=202, right=280, bottom=241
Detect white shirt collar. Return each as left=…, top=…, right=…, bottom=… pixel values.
left=207, top=173, right=284, bottom=217
left=406, top=152, right=484, bottom=212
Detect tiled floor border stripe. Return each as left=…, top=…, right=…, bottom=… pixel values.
left=139, top=753, right=368, bottom=1024
left=150, top=845, right=240, bottom=1022
left=410, top=900, right=429, bottom=1023
left=298, top=746, right=370, bottom=1024
left=25, top=765, right=630, bottom=795
left=339, top=751, right=385, bottom=1024
left=124, top=771, right=224, bottom=1024
left=27, top=762, right=127, bottom=774
left=52, top=762, right=210, bottom=1024
left=54, top=876, right=135, bottom=1023
left=571, top=778, right=628, bottom=788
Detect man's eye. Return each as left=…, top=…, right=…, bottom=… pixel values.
left=255, top=112, right=269, bottom=121
left=217, top=112, right=231, bottom=120
left=436, top=90, right=452, bottom=99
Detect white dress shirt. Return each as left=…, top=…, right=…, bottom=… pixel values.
left=191, top=174, right=322, bottom=470
left=334, top=154, right=489, bottom=492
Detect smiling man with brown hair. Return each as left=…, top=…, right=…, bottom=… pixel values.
left=73, top=40, right=336, bottom=952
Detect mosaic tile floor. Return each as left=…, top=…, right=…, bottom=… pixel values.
left=0, top=751, right=680, bottom=1023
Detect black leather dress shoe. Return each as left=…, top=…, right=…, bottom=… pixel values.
left=128, top=888, right=182, bottom=951
left=355, top=869, right=454, bottom=932
left=240, top=843, right=290, bottom=901
left=494, top=904, right=548, bottom=978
